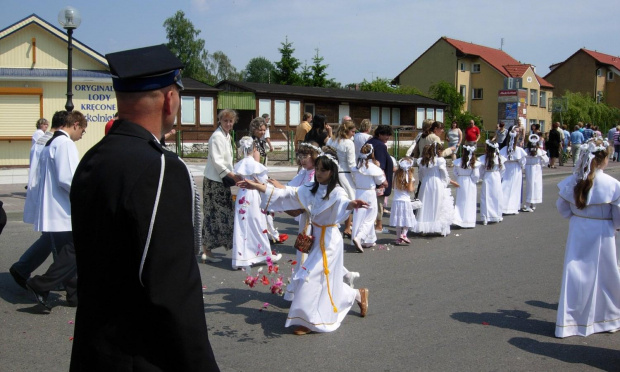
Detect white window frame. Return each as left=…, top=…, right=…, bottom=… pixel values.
left=460, top=62, right=466, bottom=72
left=274, top=100, right=286, bottom=126
left=597, top=68, right=603, bottom=77
left=181, top=96, right=195, bottom=125
left=259, top=99, right=271, bottom=119
left=459, top=85, right=466, bottom=99
left=530, top=89, right=538, bottom=106
left=472, top=88, right=483, bottom=100
left=289, top=100, right=301, bottom=126
left=339, top=105, right=350, bottom=122
left=371, top=106, right=380, bottom=125
left=391, top=108, right=400, bottom=125
left=436, top=109, right=444, bottom=123
left=539, top=91, right=547, bottom=108
left=539, top=120, right=546, bottom=133
left=199, top=97, right=214, bottom=125
left=529, top=119, right=537, bottom=127
left=381, top=107, right=390, bottom=124
left=426, top=108, right=434, bottom=120
left=416, top=108, right=424, bottom=129
left=472, top=63, right=481, bottom=73
left=607, top=71, right=615, bottom=81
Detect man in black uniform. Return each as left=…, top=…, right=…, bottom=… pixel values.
left=69, top=45, right=219, bottom=371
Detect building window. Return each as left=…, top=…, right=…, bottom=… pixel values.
left=391, top=108, right=401, bottom=125
left=289, top=101, right=301, bottom=125
left=529, top=119, right=537, bottom=128
left=371, top=107, right=380, bottom=125
left=436, top=109, right=444, bottom=123
left=472, top=88, right=483, bottom=100
left=426, top=108, right=434, bottom=120
left=472, top=63, right=481, bottom=73
left=416, top=108, right=424, bottom=129
left=530, top=89, right=538, bottom=106
left=181, top=96, right=195, bottom=125
left=539, top=120, right=545, bottom=133
left=304, top=103, right=315, bottom=116
left=460, top=62, right=466, bottom=72
left=539, top=91, right=547, bottom=108
left=274, top=100, right=286, bottom=125
left=259, top=99, right=271, bottom=118
left=199, top=97, right=214, bottom=125
left=459, top=85, right=466, bottom=99
left=608, top=71, right=615, bottom=81
left=381, top=107, right=390, bottom=124
left=597, top=68, right=603, bottom=77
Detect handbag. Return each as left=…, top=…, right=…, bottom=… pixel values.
left=411, top=199, right=422, bottom=210
left=221, top=175, right=236, bottom=188
left=294, top=217, right=314, bottom=253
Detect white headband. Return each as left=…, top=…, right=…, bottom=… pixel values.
left=298, top=142, right=321, bottom=153
left=318, top=152, right=339, bottom=166
left=528, top=134, right=540, bottom=145
left=463, top=145, right=476, bottom=153
left=398, top=157, right=414, bottom=183
left=574, top=139, right=609, bottom=180
left=239, top=137, right=254, bottom=156
left=485, top=139, right=499, bottom=149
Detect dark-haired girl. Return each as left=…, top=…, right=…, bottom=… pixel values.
left=238, top=153, right=370, bottom=335
left=478, top=139, right=506, bottom=225
left=555, top=139, right=620, bottom=337
left=452, top=145, right=481, bottom=228
left=523, top=134, right=549, bottom=212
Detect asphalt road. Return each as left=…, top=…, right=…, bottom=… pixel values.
left=1, top=166, right=619, bottom=371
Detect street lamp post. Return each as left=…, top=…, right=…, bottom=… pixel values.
left=58, top=6, right=81, bottom=112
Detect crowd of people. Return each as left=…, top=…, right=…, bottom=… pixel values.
left=5, top=43, right=619, bottom=369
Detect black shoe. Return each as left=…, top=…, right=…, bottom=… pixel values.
left=26, top=283, right=51, bottom=310
left=9, top=267, right=28, bottom=290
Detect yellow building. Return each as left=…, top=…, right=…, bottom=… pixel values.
left=0, top=14, right=113, bottom=166
left=544, top=48, right=620, bottom=110
left=393, top=36, right=554, bottom=132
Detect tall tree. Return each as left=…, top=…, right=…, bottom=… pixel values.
left=429, top=81, right=465, bottom=122
left=242, top=57, right=276, bottom=83
left=299, top=61, right=312, bottom=87
left=274, top=36, right=301, bottom=85
left=311, top=48, right=329, bottom=87
left=204, top=51, right=241, bottom=84
left=163, top=10, right=208, bottom=82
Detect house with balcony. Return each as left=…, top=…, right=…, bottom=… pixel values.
left=392, top=36, right=554, bottom=132
left=544, top=48, right=620, bottom=109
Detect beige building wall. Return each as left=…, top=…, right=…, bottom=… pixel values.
left=398, top=39, right=457, bottom=93
left=0, top=19, right=111, bottom=166
left=464, top=59, right=506, bottom=130
left=520, top=69, right=553, bottom=131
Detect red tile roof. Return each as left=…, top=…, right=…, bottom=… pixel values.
left=444, top=37, right=553, bottom=88
left=581, top=48, right=620, bottom=70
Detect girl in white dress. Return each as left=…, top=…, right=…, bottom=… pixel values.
left=499, top=128, right=527, bottom=215
left=556, top=138, right=620, bottom=337
left=232, top=137, right=281, bottom=270
left=239, top=153, right=370, bottom=335
left=326, top=120, right=357, bottom=238
left=523, top=134, right=549, bottom=212
left=389, top=157, right=417, bottom=244
left=452, top=145, right=481, bottom=228
left=478, top=139, right=506, bottom=225
left=414, top=143, right=455, bottom=236
left=352, top=144, right=387, bottom=252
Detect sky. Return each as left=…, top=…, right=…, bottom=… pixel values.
left=2, top=0, right=620, bottom=86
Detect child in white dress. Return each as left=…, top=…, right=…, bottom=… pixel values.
left=239, top=152, right=370, bottom=336
left=523, top=134, right=549, bottom=212
left=556, top=138, right=620, bottom=337
left=452, top=145, right=481, bottom=228
left=478, top=139, right=506, bottom=225
left=499, top=128, right=527, bottom=215
left=414, top=143, right=455, bottom=236
left=352, top=144, right=387, bottom=253
left=389, top=157, right=417, bottom=244
left=232, top=137, right=281, bottom=270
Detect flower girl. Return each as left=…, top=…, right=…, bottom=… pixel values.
left=499, top=128, right=527, bottom=215
left=478, top=139, right=506, bottom=225
left=389, top=157, right=417, bottom=244
left=523, top=134, right=549, bottom=212
left=452, top=145, right=481, bottom=228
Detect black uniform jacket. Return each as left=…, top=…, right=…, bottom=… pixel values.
left=70, top=120, right=219, bottom=371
